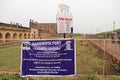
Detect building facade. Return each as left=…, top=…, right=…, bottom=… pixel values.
left=0, top=20, right=57, bottom=43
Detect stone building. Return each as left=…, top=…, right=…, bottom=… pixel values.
left=29, top=19, right=57, bottom=38
left=0, top=19, right=57, bottom=43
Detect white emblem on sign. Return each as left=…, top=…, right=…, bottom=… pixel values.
left=66, top=41, right=71, bottom=50
left=22, top=42, right=30, bottom=50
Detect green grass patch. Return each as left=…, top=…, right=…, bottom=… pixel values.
left=0, top=43, right=21, bottom=49
left=0, top=43, right=21, bottom=72
left=114, top=76, right=120, bottom=80
left=76, top=40, right=103, bottom=74
left=0, top=73, right=28, bottom=80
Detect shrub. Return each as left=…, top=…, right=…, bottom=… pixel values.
left=86, top=72, right=101, bottom=80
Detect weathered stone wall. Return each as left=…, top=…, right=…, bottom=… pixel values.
left=0, top=22, right=39, bottom=43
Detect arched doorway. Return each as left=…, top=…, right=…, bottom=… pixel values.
left=24, top=33, right=27, bottom=39
left=19, top=33, right=23, bottom=40
left=13, top=33, right=17, bottom=39
left=0, top=33, right=3, bottom=43
left=0, top=33, right=3, bottom=39
left=28, top=33, right=30, bottom=39
left=34, top=31, right=36, bottom=39
left=5, top=32, right=11, bottom=42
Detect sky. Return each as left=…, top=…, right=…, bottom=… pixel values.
left=0, top=0, right=120, bottom=34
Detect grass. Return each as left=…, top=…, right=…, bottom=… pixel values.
left=0, top=73, right=28, bottom=80
left=0, top=39, right=119, bottom=80
left=76, top=42, right=103, bottom=74
left=0, top=43, right=21, bottom=72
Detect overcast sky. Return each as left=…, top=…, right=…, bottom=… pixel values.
left=0, top=0, right=120, bottom=34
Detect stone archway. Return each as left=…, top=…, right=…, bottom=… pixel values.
left=34, top=31, right=36, bottom=39
left=0, top=33, right=3, bottom=39
left=24, top=33, right=27, bottom=39
left=13, top=33, right=17, bottom=39
left=5, top=32, right=11, bottom=42
left=5, top=32, right=11, bottom=39
left=28, top=33, right=30, bottom=39
left=0, top=33, right=3, bottom=43
left=19, top=33, right=23, bottom=40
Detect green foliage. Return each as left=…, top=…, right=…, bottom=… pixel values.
left=114, top=76, right=120, bottom=80
left=39, top=77, right=75, bottom=80
left=86, top=72, right=96, bottom=80
left=0, top=73, right=27, bottom=80
left=114, top=29, right=120, bottom=33
left=98, top=28, right=120, bottom=38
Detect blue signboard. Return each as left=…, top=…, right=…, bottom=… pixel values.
left=21, top=39, right=76, bottom=77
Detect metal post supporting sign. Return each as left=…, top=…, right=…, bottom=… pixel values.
left=21, top=39, right=76, bottom=77
left=71, top=27, right=73, bottom=38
